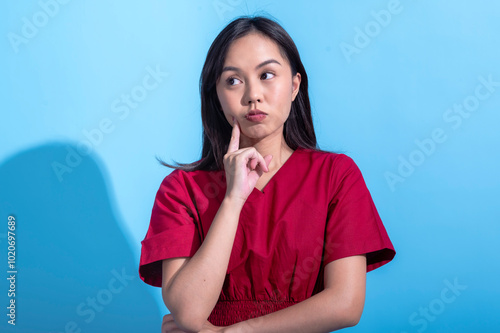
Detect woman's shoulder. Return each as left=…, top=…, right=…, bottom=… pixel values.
left=159, top=167, right=205, bottom=185
left=157, top=166, right=225, bottom=195
left=298, top=147, right=357, bottom=170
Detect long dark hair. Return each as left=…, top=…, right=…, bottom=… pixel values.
left=159, top=15, right=332, bottom=171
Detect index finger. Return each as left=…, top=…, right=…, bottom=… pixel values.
left=227, top=116, right=240, bottom=154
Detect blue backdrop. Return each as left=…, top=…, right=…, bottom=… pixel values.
left=1, top=1, right=499, bottom=332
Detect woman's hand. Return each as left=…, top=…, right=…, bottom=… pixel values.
left=223, top=116, right=273, bottom=203
left=161, top=314, right=225, bottom=333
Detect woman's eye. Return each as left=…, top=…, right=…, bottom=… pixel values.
left=226, top=77, right=242, bottom=86
left=262, top=72, right=274, bottom=79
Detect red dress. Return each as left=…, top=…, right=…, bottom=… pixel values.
left=139, top=147, right=396, bottom=326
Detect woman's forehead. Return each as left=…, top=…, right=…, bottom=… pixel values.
left=223, top=33, right=290, bottom=73
left=225, top=33, right=284, bottom=65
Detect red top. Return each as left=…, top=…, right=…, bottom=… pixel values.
left=139, top=147, right=396, bottom=326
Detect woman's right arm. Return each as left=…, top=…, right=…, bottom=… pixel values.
left=161, top=117, right=272, bottom=333
left=162, top=196, right=243, bottom=332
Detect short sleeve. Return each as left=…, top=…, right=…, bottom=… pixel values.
left=322, top=154, right=396, bottom=272
left=139, top=171, right=202, bottom=287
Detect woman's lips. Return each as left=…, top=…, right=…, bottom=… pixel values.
left=245, top=114, right=267, bottom=122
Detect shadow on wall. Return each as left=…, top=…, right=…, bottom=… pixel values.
left=0, top=142, right=160, bottom=333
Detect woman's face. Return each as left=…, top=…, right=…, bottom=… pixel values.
left=216, top=32, right=301, bottom=146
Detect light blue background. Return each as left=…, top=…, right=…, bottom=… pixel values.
left=1, top=1, right=499, bottom=332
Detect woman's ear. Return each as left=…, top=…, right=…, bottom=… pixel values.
left=291, top=72, right=301, bottom=102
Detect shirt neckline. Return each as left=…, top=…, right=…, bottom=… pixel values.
left=248, top=147, right=302, bottom=199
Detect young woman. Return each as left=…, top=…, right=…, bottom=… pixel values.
left=139, top=15, right=396, bottom=333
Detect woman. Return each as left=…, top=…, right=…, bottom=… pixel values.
left=139, top=15, right=396, bottom=332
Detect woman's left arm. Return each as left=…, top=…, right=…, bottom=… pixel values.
left=224, top=254, right=367, bottom=333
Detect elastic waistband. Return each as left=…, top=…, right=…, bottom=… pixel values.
left=208, top=299, right=299, bottom=326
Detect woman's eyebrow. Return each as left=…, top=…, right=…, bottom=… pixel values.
left=222, top=59, right=281, bottom=73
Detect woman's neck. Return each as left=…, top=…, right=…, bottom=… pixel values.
left=238, top=123, right=294, bottom=171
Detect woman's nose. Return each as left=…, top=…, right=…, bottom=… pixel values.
left=244, top=81, right=262, bottom=105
